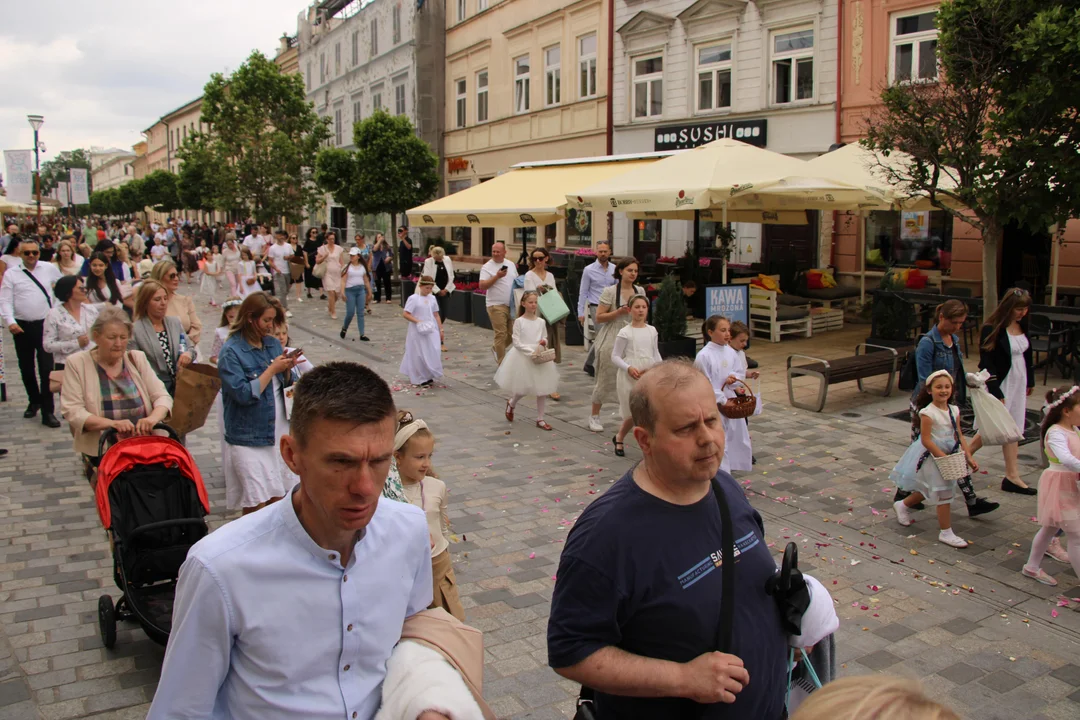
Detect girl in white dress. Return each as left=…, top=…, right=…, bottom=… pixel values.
left=694, top=316, right=751, bottom=473
left=610, top=294, right=661, bottom=456
left=199, top=247, right=224, bottom=305
left=495, top=291, right=560, bottom=431
left=235, top=247, right=264, bottom=300
left=210, top=298, right=243, bottom=454
left=400, top=276, right=444, bottom=387
left=728, top=321, right=761, bottom=468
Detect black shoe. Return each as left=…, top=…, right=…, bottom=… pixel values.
left=752, top=455, right=757, bottom=465
left=967, top=497, right=1000, bottom=517
left=320, top=294, right=327, bottom=300
left=419, top=380, right=434, bottom=387
left=0, top=449, right=8, bottom=457
left=1001, top=478, right=1037, bottom=496
left=340, top=328, right=347, bottom=339
left=613, top=435, right=625, bottom=457
left=894, top=488, right=925, bottom=511
left=41, top=413, right=61, bottom=428
left=747, top=356, right=759, bottom=369
left=23, top=403, right=39, bottom=419
left=360, top=335, right=370, bottom=341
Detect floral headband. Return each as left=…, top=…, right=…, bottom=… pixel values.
left=222, top=299, right=243, bottom=310
left=1043, top=386, right=1080, bottom=413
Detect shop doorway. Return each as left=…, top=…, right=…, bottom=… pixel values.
left=632, top=219, right=662, bottom=264
left=763, top=211, right=818, bottom=270
left=1001, top=220, right=1050, bottom=300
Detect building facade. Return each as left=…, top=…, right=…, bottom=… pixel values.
left=836, top=0, right=1077, bottom=294
left=275, top=34, right=300, bottom=75
left=90, top=150, right=136, bottom=192
left=130, top=141, right=148, bottom=181
left=610, top=0, right=839, bottom=266
left=299, top=0, right=446, bottom=236
left=441, top=0, right=611, bottom=257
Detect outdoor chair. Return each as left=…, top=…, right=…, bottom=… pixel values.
left=1029, top=313, right=1068, bottom=384
left=749, top=284, right=811, bottom=343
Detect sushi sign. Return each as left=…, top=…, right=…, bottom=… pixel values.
left=654, top=119, right=768, bottom=151
left=706, top=284, right=749, bottom=326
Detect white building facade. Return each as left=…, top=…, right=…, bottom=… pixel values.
left=299, top=0, right=445, bottom=236
left=89, top=148, right=136, bottom=192
left=611, top=0, right=838, bottom=268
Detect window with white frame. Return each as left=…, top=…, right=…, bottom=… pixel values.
left=514, top=55, right=531, bottom=114
left=545, top=46, right=561, bottom=106
left=372, top=85, right=383, bottom=112
left=891, top=10, right=938, bottom=83
left=334, top=43, right=341, bottom=75
left=455, top=78, right=467, bottom=127
left=371, top=19, right=378, bottom=57
left=352, top=31, right=359, bottom=65
left=334, top=105, right=343, bottom=146
left=352, top=95, right=363, bottom=126
left=392, top=5, right=401, bottom=45
left=578, top=34, right=597, bottom=99
left=395, top=81, right=406, bottom=115
left=771, top=28, right=814, bottom=104
left=696, top=43, right=732, bottom=112
left=476, top=70, right=489, bottom=122
left=632, top=55, right=663, bottom=119
left=457, top=0, right=466, bottom=23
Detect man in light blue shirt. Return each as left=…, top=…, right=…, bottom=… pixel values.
left=577, top=242, right=615, bottom=363
left=148, top=362, right=448, bottom=720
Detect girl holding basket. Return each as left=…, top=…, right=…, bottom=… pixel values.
left=495, top=290, right=560, bottom=431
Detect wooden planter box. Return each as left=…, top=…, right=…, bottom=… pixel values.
left=471, top=293, right=492, bottom=329
left=447, top=291, right=472, bottom=324
left=399, top=280, right=416, bottom=309
left=658, top=335, right=698, bottom=360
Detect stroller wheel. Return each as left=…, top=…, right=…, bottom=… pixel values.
left=98, top=595, right=117, bottom=649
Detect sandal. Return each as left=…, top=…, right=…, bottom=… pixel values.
left=536, top=420, right=552, bottom=431
left=549, top=392, right=561, bottom=401
left=505, top=402, right=514, bottom=422
left=613, top=436, right=625, bottom=457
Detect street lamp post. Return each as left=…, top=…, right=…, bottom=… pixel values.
left=27, top=114, right=44, bottom=224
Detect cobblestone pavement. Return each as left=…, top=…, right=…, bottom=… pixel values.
left=1, top=286, right=1078, bottom=719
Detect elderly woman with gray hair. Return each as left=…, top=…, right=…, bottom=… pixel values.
left=60, top=306, right=173, bottom=483
left=422, top=245, right=455, bottom=351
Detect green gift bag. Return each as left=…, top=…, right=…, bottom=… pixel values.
left=537, top=288, right=570, bottom=324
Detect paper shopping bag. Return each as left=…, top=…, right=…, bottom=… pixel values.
left=170, top=363, right=222, bottom=436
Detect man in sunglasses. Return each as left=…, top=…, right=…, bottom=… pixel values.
left=0, top=240, right=63, bottom=427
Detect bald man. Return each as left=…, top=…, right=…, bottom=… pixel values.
left=548, top=360, right=787, bottom=719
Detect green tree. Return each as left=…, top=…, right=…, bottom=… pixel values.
left=314, top=110, right=438, bottom=229
left=140, top=170, right=180, bottom=214
left=90, top=188, right=119, bottom=216
left=199, top=50, right=330, bottom=222
left=862, top=0, right=1080, bottom=315
left=117, top=180, right=145, bottom=217
left=652, top=274, right=687, bottom=343
left=39, top=149, right=92, bottom=194
left=176, top=133, right=230, bottom=213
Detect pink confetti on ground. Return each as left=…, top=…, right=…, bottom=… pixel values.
left=529, top=552, right=536, bottom=559
left=1051, top=609, right=1059, bottom=618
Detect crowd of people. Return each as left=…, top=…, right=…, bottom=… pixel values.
left=3, top=212, right=1071, bottom=719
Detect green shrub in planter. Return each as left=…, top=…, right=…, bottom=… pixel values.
left=653, top=275, right=697, bottom=359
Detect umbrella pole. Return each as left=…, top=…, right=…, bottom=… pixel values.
left=1051, top=222, right=1063, bottom=306
left=859, top=211, right=866, bottom=305
left=722, top=202, right=728, bottom=284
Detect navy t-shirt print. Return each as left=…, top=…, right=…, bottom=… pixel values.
left=547, top=470, right=787, bottom=720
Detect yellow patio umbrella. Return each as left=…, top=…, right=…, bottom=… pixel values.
left=0, top=197, right=38, bottom=214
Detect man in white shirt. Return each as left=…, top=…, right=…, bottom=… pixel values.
left=0, top=240, right=63, bottom=427
left=576, top=241, right=616, bottom=366
left=148, top=363, right=450, bottom=720
left=478, top=241, right=518, bottom=364
left=267, top=229, right=294, bottom=317
left=243, top=224, right=269, bottom=261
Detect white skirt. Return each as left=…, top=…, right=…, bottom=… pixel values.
left=399, top=323, right=443, bottom=384
left=494, top=347, right=559, bottom=397
left=722, top=415, right=753, bottom=473
left=222, top=377, right=296, bottom=511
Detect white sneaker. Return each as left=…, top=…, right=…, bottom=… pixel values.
left=893, top=500, right=914, bottom=527
left=588, top=416, right=603, bottom=433
left=286, top=311, right=293, bottom=318
left=296, top=297, right=303, bottom=304
left=938, top=529, right=969, bottom=548
left=1022, top=565, right=1059, bottom=586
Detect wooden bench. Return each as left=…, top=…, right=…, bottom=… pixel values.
left=786, top=343, right=906, bottom=412
left=749, top=284, right=812, bottom=343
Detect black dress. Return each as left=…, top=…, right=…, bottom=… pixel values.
left=303, top=237, right=324, bottom=290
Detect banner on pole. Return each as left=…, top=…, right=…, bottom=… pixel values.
left=3, top=150, right=34, bottom=204
left=69, top=168, right=89, bottom=205
left=55, top=182, right=69, bottom=206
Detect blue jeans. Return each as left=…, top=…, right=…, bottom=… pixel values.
left=343, top=285, right=367, bottom=336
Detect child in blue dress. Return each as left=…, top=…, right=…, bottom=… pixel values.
left=891, top=369, right=979, bottom=548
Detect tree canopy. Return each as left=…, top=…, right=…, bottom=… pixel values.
left=315, top=110, right=439, bottom=222
left=862, top=0, right=1080, bottom=311
left=199, top=51, right=330, bottom=222
left=140, top=170, right=179, bottom=214
left=39, top=149, right=92, bottom=194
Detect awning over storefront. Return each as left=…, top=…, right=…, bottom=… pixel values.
left=407, top=154, right=667, bottom=228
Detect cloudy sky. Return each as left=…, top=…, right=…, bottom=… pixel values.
left=0, top=0, right=310, bottom=164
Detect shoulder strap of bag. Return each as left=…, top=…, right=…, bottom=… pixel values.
left=711, top=478, right=736, bottom=653
left=947, top=404, right=962, bottom=446
left=21, top=268, right=53, bottom=308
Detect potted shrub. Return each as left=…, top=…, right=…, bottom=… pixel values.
left=653, top=274, right=698, bottom=359
left=399, top=275, right=417, bottom=309
left=471, top=287, right=491, bottom=329
left=447, top=282, right=475, bottom=324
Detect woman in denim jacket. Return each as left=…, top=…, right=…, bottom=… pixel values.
left=904, top=299, right=999, bottom=517
left=217, top=292, right=298, bottom=515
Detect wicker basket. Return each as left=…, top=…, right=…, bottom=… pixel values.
left=531, top=348, right=556, bottom=364
left=719, top=378, right=757, bottom=419
left=933, top=452, right=970, bottom=482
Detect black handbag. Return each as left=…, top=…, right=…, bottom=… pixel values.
left=898, top=350, right=917, bottom=392
left=572, top=479, right=737, bottom=720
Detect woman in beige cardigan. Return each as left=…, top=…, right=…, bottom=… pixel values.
left=61, top=306, right=173, bottom=484
left=151, top=260, right=202, bottom=347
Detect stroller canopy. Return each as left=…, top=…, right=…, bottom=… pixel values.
left=95, top=436, right=210, bottom=529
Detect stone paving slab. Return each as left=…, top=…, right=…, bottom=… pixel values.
left=0, top=286, right=1077, bottom=719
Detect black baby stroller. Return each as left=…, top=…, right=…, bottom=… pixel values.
left=94, top=424, right=210, bottom=648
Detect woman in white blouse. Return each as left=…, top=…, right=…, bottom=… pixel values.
left=522, top=247, right=564, bottom=400
left=53, top=239, right=85, bottom=277
left=421, top=246, right=455, bottom=351
left=43, top=275, right=99, bottom=369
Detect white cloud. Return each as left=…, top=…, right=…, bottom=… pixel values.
left=0, top=0, right=306, bottom=165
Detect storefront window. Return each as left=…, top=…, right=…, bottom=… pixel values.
left=514, top=227, right=537, bottom=248
left=566, top=208, right=591, bottom=247
left=865, top=210, right=952, bottom=271
left=697, top=219, right=721, bottom=256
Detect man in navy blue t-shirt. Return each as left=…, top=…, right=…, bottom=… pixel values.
left=547, top=361, right=787, bottom=719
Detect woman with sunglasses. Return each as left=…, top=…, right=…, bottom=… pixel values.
left=523, top=247, right=564, bottom=401
left=979, top=287, right=1036, bottom=495
left=150, top=260, right=203, bottom=348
